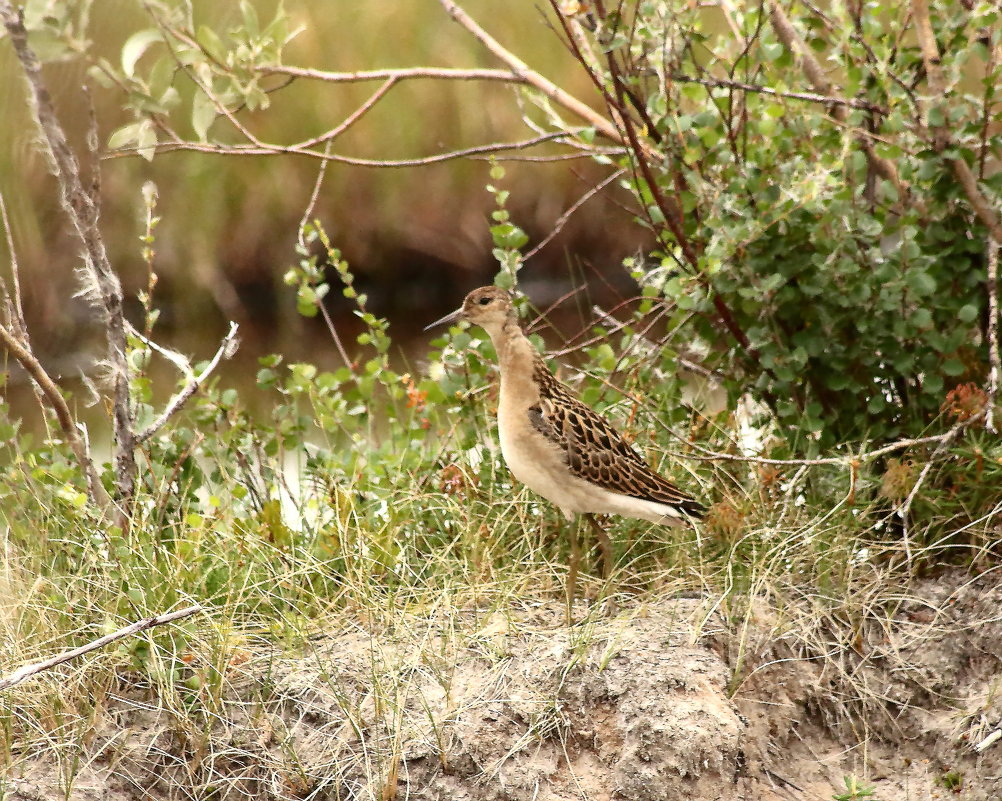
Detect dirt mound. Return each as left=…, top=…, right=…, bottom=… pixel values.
left=5, top=571, right=1002, bottom=800
left=270, top=600, right=745, bottom=801
left=728, top=568, right=1002, bottom=801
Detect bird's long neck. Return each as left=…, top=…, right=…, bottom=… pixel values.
left=486, top=317, right=542, bottom=404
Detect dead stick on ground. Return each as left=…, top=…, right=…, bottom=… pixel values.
left=0, top=605, right=203, bottom=691
left=976, top=728, right=1002, bottom=753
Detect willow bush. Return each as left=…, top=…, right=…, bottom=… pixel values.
left=554, top=1, right=1000, bottom=448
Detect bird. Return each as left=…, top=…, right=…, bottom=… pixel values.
left=427, top=285, right=705, bottom=613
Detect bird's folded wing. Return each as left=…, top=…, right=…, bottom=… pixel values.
left=527, top=396, right=703, bottom=515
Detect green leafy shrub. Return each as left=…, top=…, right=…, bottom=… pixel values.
left=561, top=1, right=999, bottom=447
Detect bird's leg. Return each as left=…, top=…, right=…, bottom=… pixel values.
left=565, top=514, right=581, bottom=624
left=586, top=513, right=617, bottom=616
left=586, top=513, right=613, bottom=581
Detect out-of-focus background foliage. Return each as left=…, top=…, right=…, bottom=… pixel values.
left=0, top=0, right=643, bottom=376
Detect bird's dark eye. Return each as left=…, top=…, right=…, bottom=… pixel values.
left=478, top=296, right=492, bottom=306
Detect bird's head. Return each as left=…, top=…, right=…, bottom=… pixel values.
left=424, top=286, right=516, bottom=336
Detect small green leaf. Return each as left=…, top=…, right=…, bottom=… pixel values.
left=192, top=90, right=217, bottom=142
left=906, top=270, right=936, bottom=296
left=240, top=0, right=260, bottom=36
left=911, top=307, right=933, bottom=328
left=490, top=223, right=529, bottom=250
left=107, top=122, right=143, bottom=151
left=196, top=25, right=227, bottom=63
left=135, top=119, right=157, bottom=161
left=957, top=303, right=978, bottom=323
left=942, top=358, right=965, bottom=376
left=121, top=29, right=162, bottom=77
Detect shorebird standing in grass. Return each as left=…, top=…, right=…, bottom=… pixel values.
left=427, top=286, right=704, bottom=611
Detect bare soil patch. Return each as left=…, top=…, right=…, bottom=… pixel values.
left=4, top=569, right=1002, bottom=800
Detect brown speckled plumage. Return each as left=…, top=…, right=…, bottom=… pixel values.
left=527, top=353, right=705, bottom=518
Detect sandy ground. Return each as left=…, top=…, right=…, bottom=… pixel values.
left=4, top=569, right=1002, bottom=800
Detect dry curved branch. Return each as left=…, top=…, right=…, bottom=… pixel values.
left=135, top=321, right=240, bottom=445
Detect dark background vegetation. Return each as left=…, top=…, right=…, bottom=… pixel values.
left=0, top=0, right=645, bottom=378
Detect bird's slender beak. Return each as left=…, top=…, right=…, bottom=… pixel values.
left=423, top=306, right=465, bottom=332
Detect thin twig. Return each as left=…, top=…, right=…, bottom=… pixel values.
left=296, top=77, right=399, bottom=150
left=894, top=410, right=984, bottom=563
left=136, top=322, right=240, bottom=444
left=0, top=605, right=203, bottom=691
left=667, top=73, right=887, bottom=112
left=675, top=411, right=986, bottom=468
left=0, top=190, right=26, bottom=335
left=260, top=64, right=522, bottom=84
left=106, top=131, right=577, bottom=167
left=524, top=168, right=626, bottom=262
left=0, top=323, right=108, bottom=507
left=0, top=189, right=51, bottom=426
left=297, top=141, right=352, bottom=367
left=987, top=240, right=1000, bottom=433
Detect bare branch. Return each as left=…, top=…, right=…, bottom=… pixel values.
left=436, top=0, right=629, bottom=151
left=296, top=144, right=353, bottom=367
left=667, top=73, right=888, bottom=113
left=296, top=77, right=399, bottom=150
left=0, top=191, right=26, bottom=336
left=135, top=322, right=240, bottom=445
left=106, top=130, right=581, bottom=167
left=669, top=410, right=986, bottom=468
left=260, top=64, right=523, bottom=84
left=524, top=168, right=626, bottom=262
left=1, top=4, right=136, bottom=519
left=0, top=605, right=202, bottom=691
